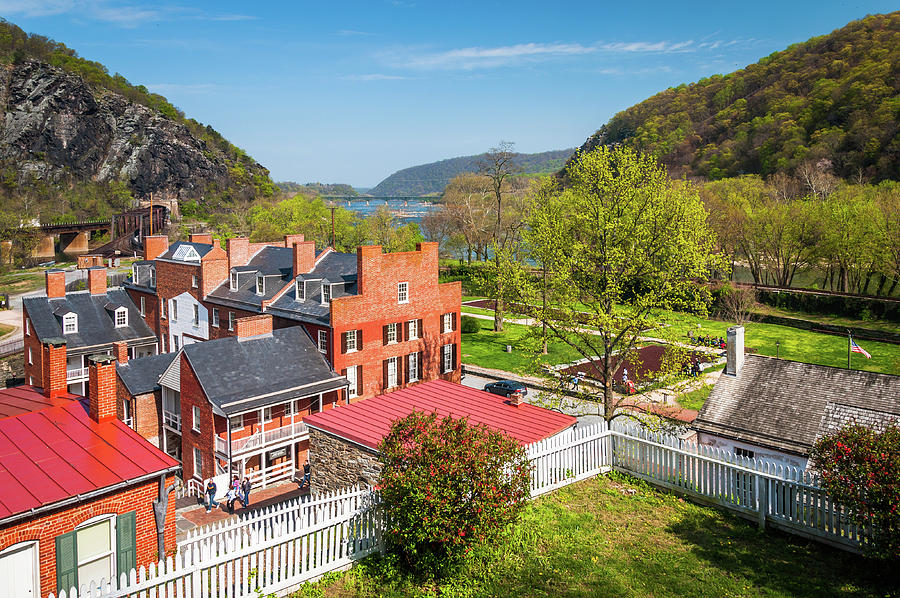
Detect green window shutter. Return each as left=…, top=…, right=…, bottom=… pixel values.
left=55, top=531, right=78, bottom=594
left=116, top=510, right=137, bottom=581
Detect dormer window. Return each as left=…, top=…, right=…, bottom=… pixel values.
left=172, top=244, right=201, bottom=262
left=230, top=271, right=238, bottom=291
left=63, top=313, right=78, bottom=334
left=321, top=283, right=331, bottom=305
left=295, top=279, right=305, bottom=301
left=114, top=307, right=128, bottom=328
left=256, top=274, right=264, bottom=295
left=149, top=266, right=156, bottom=288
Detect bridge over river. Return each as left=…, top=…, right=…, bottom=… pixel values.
left=321, top=196, right=441, bottom=223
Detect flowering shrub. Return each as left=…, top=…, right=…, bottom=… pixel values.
left=810, top=424, right=900, bottom=560
left=378, top=411, right=531, bottom=575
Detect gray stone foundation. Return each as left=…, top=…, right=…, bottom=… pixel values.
left=308, top=427, right=382, bottom=493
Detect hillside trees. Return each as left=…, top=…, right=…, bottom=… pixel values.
left=515, top=146, right=723, bottom=421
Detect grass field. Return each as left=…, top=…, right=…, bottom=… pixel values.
left=0, top=323, right=14, bottom=338
left=460, top=317, right=582, bottom=374
left=677, top=383, right=713, bottom=411
left=300, top=474, right=889, bottom=598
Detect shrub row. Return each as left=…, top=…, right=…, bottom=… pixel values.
left=756, top=288, right=900, bottom=324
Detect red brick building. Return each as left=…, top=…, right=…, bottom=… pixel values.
left=0, top=359, right=179, bottom=597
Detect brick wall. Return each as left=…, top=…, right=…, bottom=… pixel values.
left=200, top=244, right=228, bottom=297
left=330, top=243, right=461, bottom=400
left=234, top=314, right=273, bottom=338
left=126, top=288, right=161, bottom=339
left=204, top=303, right=259, bottom=340
left=308, top=428, right=381, bottom=493
left=46, top=270, right=66, bottom=298
left=179, top=355, right=215, bottom=481
left=144, top=235, right=169, bottom=261
left=88, top=356, right=117, bottom=422
left=0, top=474, right=176, bottom=596
left=88, top=267, right=107, bottom=295
left=23, top=312, right=42, bottom=387
left=155, top=261, right=202, bottom=302
left=116, top=375, right=161, bottom=447
left=41, top=341, right=68, bottom=398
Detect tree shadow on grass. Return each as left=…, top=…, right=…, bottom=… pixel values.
left=664, top=509, right=895, bottom=598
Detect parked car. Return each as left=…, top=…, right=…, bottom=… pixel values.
left=483, top=380, right=528, bottom=398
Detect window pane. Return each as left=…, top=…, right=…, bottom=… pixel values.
left=77, top=519, right=111, bottom=560
left=78, top=555, right=113, bottom=587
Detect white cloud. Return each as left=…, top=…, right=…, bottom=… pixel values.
left=338, top=29, right=374, bottom=36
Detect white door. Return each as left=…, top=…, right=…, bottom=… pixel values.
left=0, top=541, right=38, bottom=598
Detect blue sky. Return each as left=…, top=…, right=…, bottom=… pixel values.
left=1, top=1, right=896, bottom=187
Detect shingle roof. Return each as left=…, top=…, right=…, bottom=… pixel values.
left=0, top=386, right=179, bottom=523
left=23, top=289, right=157, bottom=352
left=304, top=379, right=577, bottom=450
left=182, top=327, right=346, bottom=416
left=158, top=241, right=213, bottom=261
left=694, top=355, right=900, bottom=456
left=207, top=245, right=295, bottom=309
left=267, top=252, right=358, bottom=325
left=117, top=353, right=177, bottom=396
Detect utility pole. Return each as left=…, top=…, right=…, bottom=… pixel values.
left=330, top=206, right=336, bottom=248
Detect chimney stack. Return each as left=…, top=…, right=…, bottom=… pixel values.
left=283, top=234, right=304, bottom=248
left=235, top=314, right=273, bottom=339
left=226, top=237, right=250, bottom=270
left=87, top=267, right=107, bottom=296
left=88, top=354, right=117, bottom=422
left=293, top=241, right=316, bottom=276
left=45, top=270, right=66, bottom=299
left=725, top=325, right=745, bottom=376
left=189, top=233, right=213, bottom=245
left=144, top=235, right=169, bottom=261
left=113, top=341, right=129, bottom=364
left=41, top=338, right=67, bottom=398
left=508, top=390, right=525, bottom=407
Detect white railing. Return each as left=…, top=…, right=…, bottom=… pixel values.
left=66, top=366, right=88, bottom=380
left=215, top=435, right=228, bottom=455
left=163, top=409, right=181, bottom=431
left=247, top=460, right=296, bottom=489
left=50, top=487, right=383, bottom=598
left=45, top=421, right=866, bottom=598
left=230, top=420, right=309, bottom=455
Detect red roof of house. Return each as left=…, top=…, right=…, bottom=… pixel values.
left=0, top=386, right=180, bottom=523
left=0, top=385, right=76, bottom=419
left=303, top=379, right=576, bottom=450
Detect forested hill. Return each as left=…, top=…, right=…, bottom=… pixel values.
left=371, top=148, right=574, bottom=196
left=577, top=12, right=900, bottom=182
left=276, top=182, right=360, bottom=197
left=0, top=20, right=273, bottom=219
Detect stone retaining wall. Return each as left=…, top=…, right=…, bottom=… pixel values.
left=309, top=427, right=382, bottom=493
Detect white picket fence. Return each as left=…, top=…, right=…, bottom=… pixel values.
left=46, top=421, right=865, bottom=598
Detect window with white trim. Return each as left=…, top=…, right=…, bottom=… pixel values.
left=295, top=279, right=305, bottom=301
left=63, top=313, right=78, bottom=334
left=122, top=399, right=133, bottom=428
left=346, top=365, right=359, bottom=398
left=386, top=322, right=398, bottom=344
left=114, top=307, right=128, bottom=328
left=27, top=347, right=32, bottom=364
left=442, top=312, right=452, bottom=334
left=149, top=267, right=156, bottom=288
left=192, top=304, right=199, bottom=326
left=442, top=343, right=453, bottom=374
left=25, top=318, right=30, bottom=336
left=345, top=329, right=358, bottom=352
left=255, top=274, right=264, bottom=295
left=263, top=407, right=273, bottom=423
left=398, top=281, right=409, bottom=304
left=193, top=447, right=203, bottom=476
left=408, top=352, right=419, bottom=383
left=73, top=515, right=115, bottom=589
left=318, top=330, right=327, bottom=353
left=191, top=275, right=199, bottom=288
left=212, top=308, right=219, bottom=327
left=192, top=405, right=201, bottom=431
left=228, top=312, right=235, bottom=331
left=230, top=271, right=238, bottom=291
left=284, top=401, right=294, bottom=417
left=386, top=357, right=398, bottom=388
left=139, top=297, right=145, bottom=317
left=173, top=335, right=180, bottom=351
left=321, top=284, right=331, bottom=304
left=407, top=319, right=419, bottom=340
left=171, top=299, right=178, bottom=322
left=160, top=298, right=166, bottom=319
left=230, top=414, right=243, bottom=431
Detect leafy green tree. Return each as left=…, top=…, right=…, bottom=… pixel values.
left=378, top=411, right=531, bottom=576
left=519, top=146, right=724, bottom=421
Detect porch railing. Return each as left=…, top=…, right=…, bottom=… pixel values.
left=228, top=419, right=309, bottom=456
left=66, top=366, right=88, bottom=381
left=163, top=409, right=181, bottom=431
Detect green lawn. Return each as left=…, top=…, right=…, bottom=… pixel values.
left=677, top=383, right=713, bottom=411
left=0, top=323, right=14, bottom=338
left=754, top=303, right=900, bottom=335
left=300, top=474, right=888, bottom=597
left=461, top=317, right=583, bottom=374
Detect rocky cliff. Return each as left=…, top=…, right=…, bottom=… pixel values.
left=0, top=60, right=264, bottom=201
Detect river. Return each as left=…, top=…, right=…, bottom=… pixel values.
left=326, top=196, right=440, bottom=224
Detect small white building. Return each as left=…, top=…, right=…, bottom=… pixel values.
left=693, top=325, right=900, bottom=470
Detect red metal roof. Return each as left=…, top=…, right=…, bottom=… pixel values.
left=0, top=385, right=76, bottom=419
left=0, top=386, right=180, bottom=522
left=303, top=379, right=576, bottom=450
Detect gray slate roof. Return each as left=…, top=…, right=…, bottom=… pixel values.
left=117, top=352, right=177, bottom=396
left=23, top=289, right=157, bottom=352
left=206, top=245, right=296, bottom=309
left=267, top=252, right=358, bottom=325
left=694, top=355, right=900, bottom=456
left=182, top=326, right=347, bottom=416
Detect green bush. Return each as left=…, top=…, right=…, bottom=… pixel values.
left=378, top=411, right=531, bottom=577
left=460, top=315, right=481, bottom=333
left=811, top=424, right=900, bottom=561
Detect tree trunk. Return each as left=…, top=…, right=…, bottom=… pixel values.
left=840, top=267, right=849, bottom=293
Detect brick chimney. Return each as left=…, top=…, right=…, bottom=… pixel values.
left=235, top=314, right=273, bottom=339
left=200, top=242, right=228, bottom=297
left=725, top=325, right=745, bottom=377
left=284, top=234, right=304, bottom=248
left=227, top=237, right=250, bottom=270
left=41, top=338, right=67, bottom=398
left=508, top=390, right=525, bottom=407
left=144, top=235, right=169, bottom=261
left=356, top=245, right=382, bottom=295
left=46, top=270, right=66, bottom=299
left=88, top=354, right=117, bottom=422
left=293, top=241, right=316, bottom=276
left=190, top=233, right=213, bottom=245
left=113, top=341, right=129, bottom=364
left=88, top=267, right=107, bottom=296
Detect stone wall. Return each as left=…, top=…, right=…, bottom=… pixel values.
left=308, top=427, right=382, bottom=493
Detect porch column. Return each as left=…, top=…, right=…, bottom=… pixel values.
left=259, top=408, right=266, bottom=488
left=227, top=418, right=233, bottom=479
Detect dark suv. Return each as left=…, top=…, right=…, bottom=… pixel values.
left=483, top=380, right=528, bottom=398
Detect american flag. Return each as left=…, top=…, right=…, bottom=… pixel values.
left=850, top=338, right=872, bottom=359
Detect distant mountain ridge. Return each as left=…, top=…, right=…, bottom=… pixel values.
left=576, top=12, right=900, bottom=182
left=276, top=182, right=360, bottom=197
left=371, top=148, right=575, bottom=197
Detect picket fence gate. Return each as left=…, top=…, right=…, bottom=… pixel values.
left=46, top=421, right=865, bottom=598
